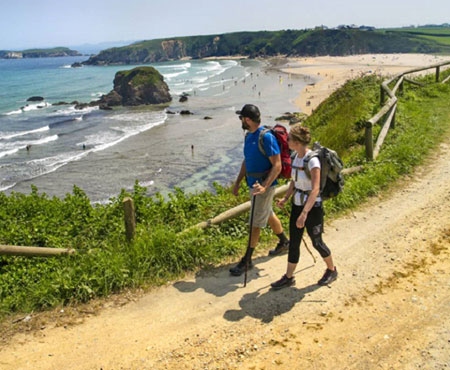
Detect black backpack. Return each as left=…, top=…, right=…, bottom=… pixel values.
left=303, top=142, right=344, bottom=200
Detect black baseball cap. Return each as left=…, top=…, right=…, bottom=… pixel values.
left=236, top=104, right=260, bottom=121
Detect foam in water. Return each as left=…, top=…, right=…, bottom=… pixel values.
left=4, top=102, right=51, bottom=115
left=53, top=105, right=99, bottom=116
left=140, top=180, right=154, bottom=187
left=0, top=125, right=50, bottom=140
left=92, top=112, right=167, bottom=153
left=0, top=134, right=58, bottom=159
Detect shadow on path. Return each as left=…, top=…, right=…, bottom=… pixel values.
left=223, top=282, right=323, bottom=323
left=173, top=254, right=283, bottom=297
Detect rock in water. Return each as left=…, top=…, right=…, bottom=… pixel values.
left=27, top=96, right=44, bottom=102
left=100, top=90, right=122, bottom=107
left=101, top=66, right=171, bottom=107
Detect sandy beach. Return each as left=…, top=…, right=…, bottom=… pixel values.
left=282, top=53, right=450, bottom=114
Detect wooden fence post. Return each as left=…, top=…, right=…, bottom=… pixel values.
left=365, top=122, right=374, bottom=161
left=391, top=103, right=397, bottom=129
left=399, top=79, right=404, bottom=95
left=436, top=66, right=440, bottom=82
left=380, top=85, right=385, bottom=106
left=123, top=197, right=136, bottom=242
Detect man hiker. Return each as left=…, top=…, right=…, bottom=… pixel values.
left=230, top=104, right=289, bottom=276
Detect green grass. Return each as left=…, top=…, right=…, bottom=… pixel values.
left=414, top=35, right=450, bottom=46
left=380, top=26, right=450, bottom=48
left=1, top=70, right=449, bottom=319
left=115, top=67, right=163, bottom=86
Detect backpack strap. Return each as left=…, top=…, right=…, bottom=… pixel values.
left=303, top=150, right=318, bottom=180
left=291, top=153, right=303, bottom=182
left=257, top=127, right=271, bottom=158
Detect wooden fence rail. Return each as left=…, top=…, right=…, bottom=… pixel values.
left=365, top=60, right=450, bottom=161
left=0, top=245, right=75, bottom=257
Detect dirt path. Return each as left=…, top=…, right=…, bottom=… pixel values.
left=1, top=140, right=449, bottom=369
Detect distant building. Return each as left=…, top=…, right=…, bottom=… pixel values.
left=6, top=52, right=23, bottom=59
left=359, top=25, right=375, bottom=31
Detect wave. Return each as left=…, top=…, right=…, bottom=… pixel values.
left=23, top=102, right=51, bottom=112
left=4, top=109, right=23, bottom=116
left=52, top=105, right=99, bottom=116
left=90, top=92, right=105, bottom=97
left=140, top=180, right=154, bottom=187
left=0, top=148, right=20, bottom=159
left=163, top=70, right=189, bottom=80
left=3, top=102, right=51, bottom=116
left=91, top=112, right=167, bottom=153
left=49, top=116, right=84, bottom=129
left=157, top=62, right=191, bottom=70
left=0, top=135, right=58, bottom=158
left=0, top=182, right=16, bottom=192
left=6, top=112, right=168, bottom=186
left=0, top=126, right=50, bottom=140
left=61, top=65, right=72, bottom=69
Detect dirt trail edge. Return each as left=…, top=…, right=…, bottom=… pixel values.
left=1, top=141, right=450, bottom=370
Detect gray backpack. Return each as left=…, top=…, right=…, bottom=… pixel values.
left=303, top=142, right=344, bottom=200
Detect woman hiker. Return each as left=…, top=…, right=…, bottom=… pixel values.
left=271, top=124, right=337, bottom=289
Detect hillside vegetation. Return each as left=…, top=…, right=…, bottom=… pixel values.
left=84, top=27, right=450, bottom=65
left=0, top=47, right=81, bottom=59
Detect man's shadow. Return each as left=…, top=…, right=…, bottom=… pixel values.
left=223, top=283, right=323, bottom=323
left=173, top=255, right=275, bottom=297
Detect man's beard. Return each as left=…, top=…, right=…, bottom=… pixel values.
left=241, top=121, right=250, bottom=130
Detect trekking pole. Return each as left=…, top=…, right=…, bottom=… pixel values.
left=302, top=237, right=316, bottom=264
left=244, top=193, right=257, bottom=287
left=280, top=202, right=316, bottom=264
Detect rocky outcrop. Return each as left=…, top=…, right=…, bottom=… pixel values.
left=27, top=96, right=44, bottom=102
left=99, top=67, right=171, bottom=107
left=161, top=40, right=186, bottom=59
left=275, top=112, right=308, bottom=125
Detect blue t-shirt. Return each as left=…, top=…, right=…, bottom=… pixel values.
left=244, top=126, right=280, bottom=188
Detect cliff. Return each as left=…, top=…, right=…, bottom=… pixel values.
left=0, top=47, right=81, bottom=59
left=83, top=28, right=450, bottom=65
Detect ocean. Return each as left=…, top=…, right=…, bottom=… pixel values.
left=0, top=56, right=305, bottom=202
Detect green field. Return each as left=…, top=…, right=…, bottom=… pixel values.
left=381, top=26, right=450, bottom=47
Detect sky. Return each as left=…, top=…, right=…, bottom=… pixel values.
left=0, top=0, right=449, bottom=50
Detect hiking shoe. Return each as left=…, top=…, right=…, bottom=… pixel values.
left=317, top=268, right=338, bottom=286
left=229, top=258, right=253, bottom=276
left=268, top=239, right=289, bottom=256
left=271, top=274, right=295, bottom=290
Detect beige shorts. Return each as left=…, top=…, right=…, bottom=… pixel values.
left=249, top=186, right=276, bottom=228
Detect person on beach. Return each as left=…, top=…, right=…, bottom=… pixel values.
left=271, top=125, right=337, bottom=289
left=230, top=104, right=289, bottom=276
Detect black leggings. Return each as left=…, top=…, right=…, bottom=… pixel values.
left=288, top=203, right=331, bottom=264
